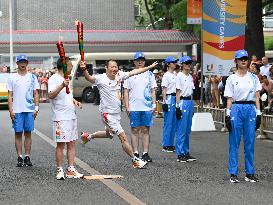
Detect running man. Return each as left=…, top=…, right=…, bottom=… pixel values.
left=7, top=54, right=40, bottom=167
left=48, top=57, right=83, bottom=180
left=80, top=59, right=157, bottom=168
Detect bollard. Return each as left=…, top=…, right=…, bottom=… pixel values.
left=221, top=108, right=228, bottom=132
left=256, top=113, right=268, bottom=139
left=155, top=101, right=163, bottom=118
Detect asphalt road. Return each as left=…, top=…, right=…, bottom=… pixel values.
left=1, top=103, right=273, bottom=205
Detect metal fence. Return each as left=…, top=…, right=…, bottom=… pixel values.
left=156, top=103, right=273, bottom=138
left=194, top=106, right=273, bottom=139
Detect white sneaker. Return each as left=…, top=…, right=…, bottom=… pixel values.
left=66, top=167, right=84, bottom=178
left=56, top=168, right=65, bottom=180
left=132, top=157, right=147, bottom=169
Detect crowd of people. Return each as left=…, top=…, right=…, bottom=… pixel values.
left=6, top=50, right=267, bottom=183
left=153, top=55, right=272, bottom=112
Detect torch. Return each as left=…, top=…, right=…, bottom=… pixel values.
left=56, top=41, right=70, bottom=94
left=75, top=19, right=84, bottom=62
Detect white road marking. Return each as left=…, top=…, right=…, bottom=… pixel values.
left=34, top=128, right=146, bottom=205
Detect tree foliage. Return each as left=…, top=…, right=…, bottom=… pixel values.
left=140, top=0, right=273, bottom=58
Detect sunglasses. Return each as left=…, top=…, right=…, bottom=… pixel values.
left=237, top=57, right=249, bottom=62
left=183, top=60, right=192, bottom=65
left=17, top=60, right=28, bottom=63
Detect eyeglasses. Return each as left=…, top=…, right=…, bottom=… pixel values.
left=183, top=61, right=192, bottom=65
left=237, top=57, right=249, bottom=62
left=135, top=58, right=145, bottom=62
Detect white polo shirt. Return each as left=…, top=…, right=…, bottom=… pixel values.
left=123, top=70, right=157, bottom=111
left=176, top=72, right=194, bottom=97
left=95, top=71, right=130, bottom=114
left=7, top=73, right=40, bottom=113
left=224, top=72, right=262, bottom=101
left=161, top=71, right=177, bottom=94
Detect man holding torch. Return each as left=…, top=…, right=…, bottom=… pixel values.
left=48, top=42, right=83, bottom=180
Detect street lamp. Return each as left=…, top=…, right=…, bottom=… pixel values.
left=9, top=0, right=13, bottom=71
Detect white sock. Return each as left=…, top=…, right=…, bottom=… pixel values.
left=25, top=155, right=29, bottom=157
left=143, top=152, right=148, bottom=155
left=57, top=167, right=63, bottom=171
left=68, top=165, right=75, bottom=171
left=19, top=155, right=23, bottom=158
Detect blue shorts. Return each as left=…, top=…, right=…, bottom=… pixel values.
left=13, top=112, right=34, bottom=133
left=129, top=111, right=153, bottom=127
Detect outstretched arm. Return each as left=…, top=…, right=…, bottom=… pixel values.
left=128, top=61, right=158, bottom=77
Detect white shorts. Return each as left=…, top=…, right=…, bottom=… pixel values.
left=53, top=119, right=78, bottom=142
left=101, top=112, right=124, bottom=136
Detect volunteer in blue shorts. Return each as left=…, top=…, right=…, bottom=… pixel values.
left=124, top=52, right=157, bottom=162
left=175, top=56, right=196, bottom=162
left=224, top=50, right=261, bottom=183
left=7, top=55, right=40, bottom=167
left=161, top=56, right=178, bottom=152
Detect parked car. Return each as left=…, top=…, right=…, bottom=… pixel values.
left=69, top=52, right=180, bottom=103
left=0, top=72, right=10, bottom=108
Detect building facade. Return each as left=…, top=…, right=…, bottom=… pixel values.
left=0, top=0, right=134, bottom=31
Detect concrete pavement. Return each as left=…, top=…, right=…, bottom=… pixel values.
left=1, top=104, right=273, bottom=205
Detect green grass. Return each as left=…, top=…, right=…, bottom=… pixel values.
left=265, top=36, right=273, bottom=50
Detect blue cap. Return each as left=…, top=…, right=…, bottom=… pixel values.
left=164, top=56, right=178, bottom=64
left=134, top=52, right=145, bottom=60
left=16, top=54, right=28, bottom=62
left=179, top=56, right=192, bottom=64
left=235, top=50, right=248, bottom=59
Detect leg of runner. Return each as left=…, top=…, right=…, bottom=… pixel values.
left=118, top=132, right=134, bottom=157
left=81, top=130, right=113, bottom=144
left=56, top=142, right=65, bottom=180
left=56, top=142, right=65, bottom=167
left=66, top=141, right=83, bottom=178
left=118, top=132, right=147, bottom=169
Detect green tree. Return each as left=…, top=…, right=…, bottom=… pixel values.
left=141, top=0, right=273, bottom=58
left=245, top=0, right=273, bottom=59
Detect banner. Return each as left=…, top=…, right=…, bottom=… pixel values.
left=202, top=0, right=247, bottom=76
left=187, top=0, right=202, bottom=24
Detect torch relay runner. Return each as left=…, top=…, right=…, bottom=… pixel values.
left=48, top=57, right=83, bottom=180
left=80, top=59, right=158, bottom=169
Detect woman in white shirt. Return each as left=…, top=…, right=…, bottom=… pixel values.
left=161, top=56, right=178, bottom=153
left=224, top=50, right=262, bottom=183
left=175, top=56, right=196, bottom=163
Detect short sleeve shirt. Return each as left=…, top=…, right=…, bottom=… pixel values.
left=176, top=72, right=194, bottom=97
left=123, top=70, right=157, bottom=111
left=224, top=72, right=262, bottom=101
left=95, top=71, right=130, bottom=114
left=7, top=73, right=40, bottom=113
left=48, top=73, right=76, bottom=121
left=161, top=71, right=177, bottom=94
